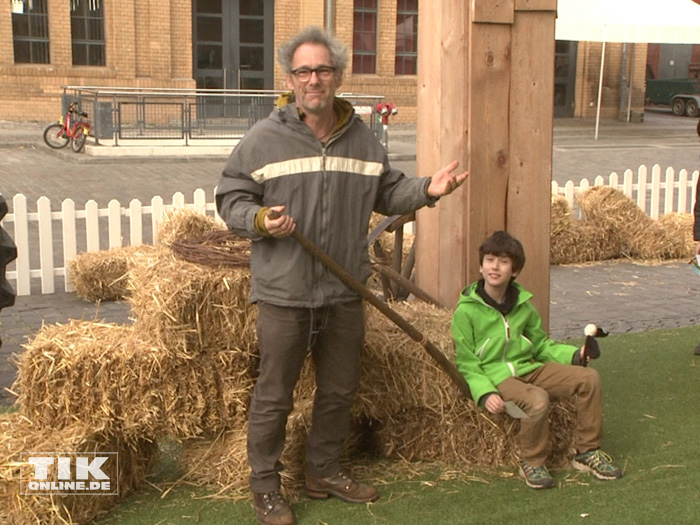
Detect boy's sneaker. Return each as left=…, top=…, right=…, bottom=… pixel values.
left=572, top=449, right=623, bottom=480
left=518, top=460, right=554, bottom=489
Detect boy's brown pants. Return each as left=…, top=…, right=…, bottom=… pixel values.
left=497, top=362, right=603, bottom=466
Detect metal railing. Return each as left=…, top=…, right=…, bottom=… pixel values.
left=61, top=86, right=384, bottom=146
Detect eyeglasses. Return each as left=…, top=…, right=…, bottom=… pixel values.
left=290, top=66, right=336, bottom=82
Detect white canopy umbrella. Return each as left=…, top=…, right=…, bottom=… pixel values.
left=555, top=0, right=700, bottom=138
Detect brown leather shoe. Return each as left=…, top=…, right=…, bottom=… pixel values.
left=305, top=469, right=379, bottom=503
left=694, top=342, right=700, bottom=355
left=252, top=491, right=295, bottom=525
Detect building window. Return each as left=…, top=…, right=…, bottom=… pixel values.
left=71, top=0, right=105, bottom=66
left=353, top=0, right=377, bottom=74
left=11, top=0, right=50, bottom=64
left=395, top=0, right=418, bottom=75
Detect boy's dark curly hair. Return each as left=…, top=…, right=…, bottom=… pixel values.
left=478, top=231, right=526, bottom=274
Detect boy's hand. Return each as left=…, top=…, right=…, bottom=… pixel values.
left=573, top=347, right=589, bottom=366
left=484, top=393, right=505, bottom=414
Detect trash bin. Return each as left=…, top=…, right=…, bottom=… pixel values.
left=95, top=101, right=114, bottom=140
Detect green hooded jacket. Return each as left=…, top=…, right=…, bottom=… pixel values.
left=451, top=281, right=577, bottom=404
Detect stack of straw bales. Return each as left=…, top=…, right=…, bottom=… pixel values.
left=8, top=208, right=580, bottom=519
left=551, top=187, right=693, bottom=264
left=12, top=320, right=253, bottom=441
left=3, top=210, right=258, bottom=521
left=178, top=301, right=578, bottom=501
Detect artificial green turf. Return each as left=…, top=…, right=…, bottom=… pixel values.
left=92, top=325, right=700, bottom=523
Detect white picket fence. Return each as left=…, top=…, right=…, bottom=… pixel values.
left=1, top=164, right=699, bottom=297
left=2, top=188, right=219, bottom=296
left=552, top=164, right=699, bottom=218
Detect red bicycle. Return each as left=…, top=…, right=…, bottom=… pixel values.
left=43, top=102, right=93, bottom=153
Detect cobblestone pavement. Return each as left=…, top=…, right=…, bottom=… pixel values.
left=1, top=111, right=700, bottom=404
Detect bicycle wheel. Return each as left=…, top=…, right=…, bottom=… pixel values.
left=71, top=127, right=86, bottom=153
left=43, top=123, right=70, bottom=149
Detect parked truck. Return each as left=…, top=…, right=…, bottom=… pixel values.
left=646, top=79, right=700, bottom=117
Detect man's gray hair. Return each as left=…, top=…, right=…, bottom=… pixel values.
left=277, top=26, right=349, bottom=75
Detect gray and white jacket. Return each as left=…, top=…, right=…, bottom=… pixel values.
left=216, top=97, right=435, bottom=308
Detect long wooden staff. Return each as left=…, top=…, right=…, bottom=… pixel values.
left=267, top=209, right=472, bottom=400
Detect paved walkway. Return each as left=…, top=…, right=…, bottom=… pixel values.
left=1, top=111, right=700, bottom=404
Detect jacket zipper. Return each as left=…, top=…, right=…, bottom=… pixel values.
left=315, top=144, right=329, bottom=305
left=502, top=315, right=517, bottom=376
left=474, top=295, right=517, bottom=377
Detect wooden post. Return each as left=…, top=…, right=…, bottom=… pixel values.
left=415, top=0, right=469, bottom=311
left=415, top=0, right=556, bottom=328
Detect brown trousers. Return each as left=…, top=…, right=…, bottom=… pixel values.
left=247, top=300, right=364, bottom=493
left=497, top=362, right=603, bottom=466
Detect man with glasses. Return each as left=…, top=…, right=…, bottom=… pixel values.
left=216, top=26, right=467, bottom=525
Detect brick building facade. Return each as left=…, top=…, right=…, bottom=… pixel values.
left=0, top=0, right=652, bottom=124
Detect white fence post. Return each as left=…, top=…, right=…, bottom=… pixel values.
left=62, top=199, right=77, bottom=293
left=623, top=169, right=633, bottom=199
left=637, top=165, right=648, bottom=213
left=108, top=199, right=122, bottom=248
left=12, top=194, right=30, bottom=295
left=679, top=169, right=689, bottom=214
left=129, top=199, right=143, bottom=246
left=650, top=165, right=662, bottom=220
left=151, top=196, right=164, bottom=244
left=37, top=196, right=54, bottom=294
left=85, top=200, right=100, bottom=252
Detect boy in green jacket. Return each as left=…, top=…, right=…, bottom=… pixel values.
left=451, top=231, right=622, bottom=489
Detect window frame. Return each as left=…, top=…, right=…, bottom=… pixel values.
left=352, top=0, right=378, bottom=75
left=70, top=0, right=106, bottom=67
left=11, top=0, right=51, bottom=65
left=394, top=0, right=419, bottom=76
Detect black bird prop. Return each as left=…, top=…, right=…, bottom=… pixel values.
left=581, top=324, right=609, bottom=365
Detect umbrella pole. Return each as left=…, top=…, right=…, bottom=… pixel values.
left=595, top=36, right=607, bottom=140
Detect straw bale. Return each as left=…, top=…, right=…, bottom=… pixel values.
left=179, top=401, right=312, bottom=501
left=156, top=208, right=225, bottom=247
left=372, top=396, right=577, bottom=470
left=550, top=221, right=622, bottom=265
left=178, top=426, right=249, bottom=500
left=0, top=412, right=157, bottom=525
left=550, top=195, right=574, bottom=236
left=578, top=186, right=682, bottom=260
left=13, top=321, right=256, bottom=441
left=355, top=301, right=457, bottom=420
left=550, top=192, right=630, bottom=264
left=68, top=244, right=160, bottom=302
left=127, top=248, right=256, bottom=356
left=179, top=400, right=366, bottom=501
left=658, top=212, right=695, bottom=259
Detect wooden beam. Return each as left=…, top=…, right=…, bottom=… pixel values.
left=415, top=0, right=556, bottom=328
left=472, top=0, right=515, bottom=24
left=467, top=23, right=512, bottom=282
left=515, top=0, right=557, bottom=11
left=507, top=11, right=555, bottom=328
left=416, top=0, right=469, bottom=309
